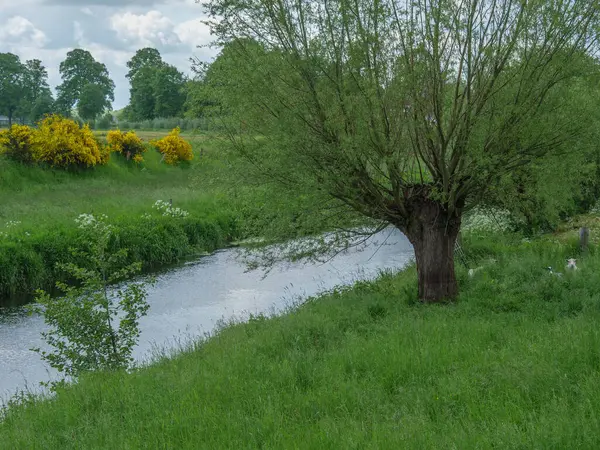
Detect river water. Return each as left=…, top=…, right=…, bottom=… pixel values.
left=0, top=228, right=414, bottom=399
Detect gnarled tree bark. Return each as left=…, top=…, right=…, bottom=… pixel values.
left=400, top=194, right=461, bottom=303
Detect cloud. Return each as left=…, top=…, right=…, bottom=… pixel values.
left=174, top=18, right=213, bottom=49
left=0, top=16, right=49, bottom=48
left=110, top=11, right=181, bottom=48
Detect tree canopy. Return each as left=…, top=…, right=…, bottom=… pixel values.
left=203, top=0, right=600, bottom=301
left=56, top=49, right=114, bottom=117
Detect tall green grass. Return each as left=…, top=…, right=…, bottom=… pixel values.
left=2, top=233, right=600, bottom=448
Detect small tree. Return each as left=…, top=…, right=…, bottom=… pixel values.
left=28, top=214, right=151, bottom=389
left=203, top=0, right=600, bottom=302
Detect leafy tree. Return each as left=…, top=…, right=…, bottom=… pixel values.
left=128, top=58, right=187, bottom=120
left=0, top=53, right=26, bottom=126
left=130, top=66, right=158, bottom=120
left=153, top=64, right=187, bottom=118
left=126, top=47, right=163, bottom=81
left=18, top=59, right=54, bottom=123
left=29, top=92, right=55, bottom=122
left=77, top=83, right=108, bottom=122
left=56, top=49, right=115, bottom=117
left=204, top=0, right=600, bottom=302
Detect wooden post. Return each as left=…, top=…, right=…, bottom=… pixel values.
left=580, top=227, right=590, bottom=253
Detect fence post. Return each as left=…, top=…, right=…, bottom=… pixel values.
left=580, top=227, right=590, bottom=253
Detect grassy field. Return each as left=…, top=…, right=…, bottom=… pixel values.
left=1, top=231, right=599, bottom=448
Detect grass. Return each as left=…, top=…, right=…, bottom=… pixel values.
left=2, top=232, right=600, bottom=448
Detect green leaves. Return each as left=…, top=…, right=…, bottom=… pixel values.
left=56, top=49, right=115, bottom=119
left=27, top=214, right=153, bottom=391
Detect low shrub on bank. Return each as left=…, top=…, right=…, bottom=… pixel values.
left=151, top=127, right=194, bottom=165
left=106, top=129, right=146, bottom=163
left=0, top=124, right=36, bottom=163
left=0, top=116, right=109, bottom=169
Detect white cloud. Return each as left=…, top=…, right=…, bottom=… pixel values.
left=110, top=10, right=181, bottom=47
left=0, top=16, right=49, bottom=48
left=81, top=7, right=94, bottom=16
left=174, top=18, right=212, bottom=49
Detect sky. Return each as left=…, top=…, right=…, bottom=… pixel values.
left=0, top=0, right=219, bottom=110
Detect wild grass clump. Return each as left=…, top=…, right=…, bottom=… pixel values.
left=3, top=233, right=600, bottom=448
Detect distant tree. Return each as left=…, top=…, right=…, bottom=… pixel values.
left=205, top=0, right=600, bottom=302
left=126, top=47, right=163, bottom=81
left=78, top=83, right=109, bottom=122
left=29, top=93, right=55, bottom=122
left=56, top=49, right=115, bottom=117
left=0, top=53, right=26, bottom=126
left=153, top=64, right=187, bottom=118
left=126, top=48, right=187, bottom=120
left=130, top=66, right=157, bottom=120
left=17, top=59, right=54, bottom=123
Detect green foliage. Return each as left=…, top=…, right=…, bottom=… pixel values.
left=126, top=48, right=187, bottom=121
left=126, top=48, right=163, bottom=81
left=27, top=214, right=151, bottom=389
left=116, top=116, right=216, bottom=132
left=95, top=112, right=115, bottom=130
left=77, top=84, right=109, bottom=122
left=0, top=53, right=26, bottom=125
left=56, top=49, right=115, bottom=117
left=4, top=235, right=600, bottom=447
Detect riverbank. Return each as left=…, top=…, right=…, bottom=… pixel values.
left=2, top=229, right=600, bottom=448
left=0, top=133, right=337, bottom=303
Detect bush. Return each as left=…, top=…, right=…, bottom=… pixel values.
left=96, top=113, right=115, bottom=130
left=32, top=115, right=109, bottom=169
left=151, top=127, right=194, bottom=165
left=106, top=129, right=146, bottom=163
left=0, top=124, right=36, bottom=163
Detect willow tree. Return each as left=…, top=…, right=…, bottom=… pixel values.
left=203, top=0, right=600, bottom=302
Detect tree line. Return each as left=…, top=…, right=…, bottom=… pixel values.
left=0, top=47, right=211, bottom=127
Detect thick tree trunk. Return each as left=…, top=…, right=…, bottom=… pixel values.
left=403, top=196, right=461, bottom=303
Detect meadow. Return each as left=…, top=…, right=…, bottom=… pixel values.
left=2, top=228, right=600, bottom=448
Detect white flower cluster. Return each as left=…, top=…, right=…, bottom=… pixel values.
left=141, top=213, right=153, bottom=220
left=152, top=200, right=189, bottom=218
left=75, top=213, right=111, bottom=230
left=462, top=207, right=514, bottom=233
left=5, top=220, right=21, bottom=229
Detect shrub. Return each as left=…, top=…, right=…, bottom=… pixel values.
left=0, top=124, right=36, bottom=163
left=151, top=127, right=194, bottom=165
left=106, top=129, right=146, bottom=162
left=27, top=214, right=152, bottom=390
left=96, top=113, right=115, bottom=130
left=32, top=115, right=109, bottom=169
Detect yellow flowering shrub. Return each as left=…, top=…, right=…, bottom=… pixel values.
left=151, top=127, right=194, bottom=165
left=32, top=115, right=108, bottom=169
left=0, top=124, right=36, bottom=163
left=106, top=129, right=146, bottom=162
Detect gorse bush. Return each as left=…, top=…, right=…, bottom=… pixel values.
left=0, top=125, right=36, bottom=163
left=32, top=115, right=109, bottom=169
left=106, top=129, right=146, bottom=163
left=151, top=127, right=194, bottom=165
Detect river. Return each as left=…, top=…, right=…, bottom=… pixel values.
left=0, top=228, right=414, bottom=400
